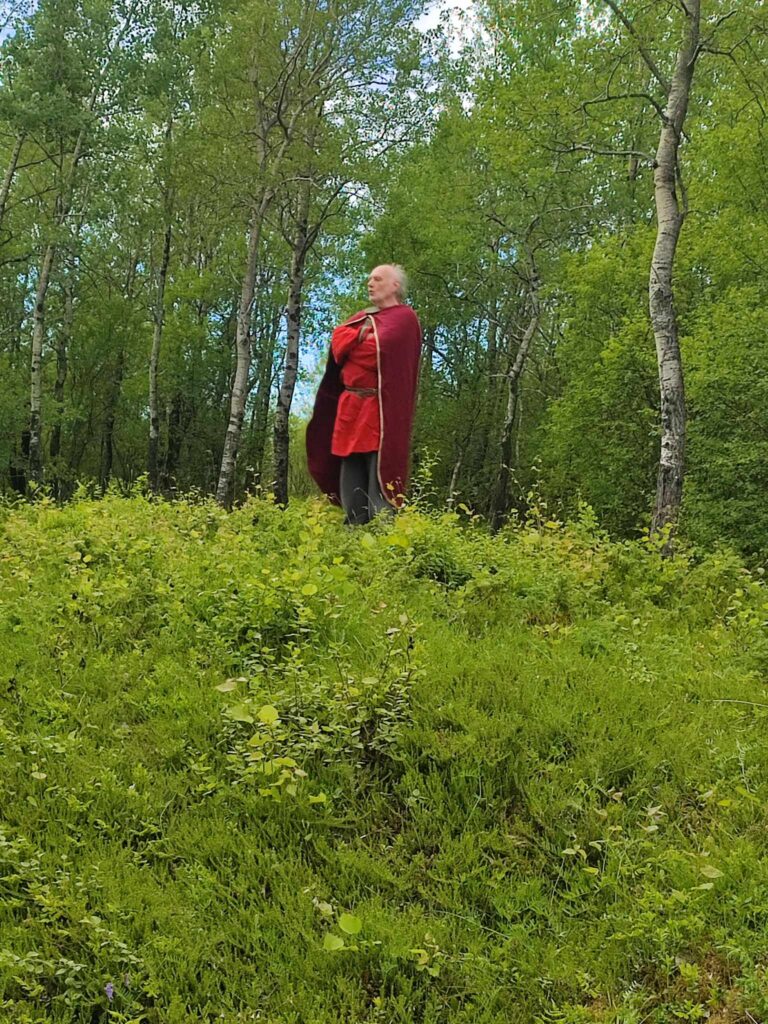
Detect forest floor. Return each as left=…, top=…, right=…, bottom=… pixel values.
left=1, top=495, right=767, bottom=1023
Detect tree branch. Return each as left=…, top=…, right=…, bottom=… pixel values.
left=582, top=90, right=667, bottom=121
left=604, top=0, right=671, bottom=95
left=701, top=40, right=768, bottom=120
left=552, top=141, right=656, bottom=163
left=698, top=8, right=738, bottom=51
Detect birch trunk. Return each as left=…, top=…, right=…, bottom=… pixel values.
left=490, top=272, right=540, bottom=531
left=215, top=84, right=302, bottom=507
left=148, top=219, right=172, bottom=492
left=100, top=255, right=137, bottom=492
left=101, top=348, right=125, bottom=493
left=49, top=274, right=73, bottom=499
left=23, top=4, right=141, bottom=486
left=28, top=242, right=56, bottom=484
left=477, top=297, right=501, bottom=481
left=648, top=0, right=700, bottom=548
left=0, top=134, right=24, bottom=235
left=447, top=453, right=463, bottom=507
left=26, top=124, right=87, bottom=486
left=248, top=324, right=279, bottom=492
left=215, top=194, right=270, bottom=507
left=420, top=327, right=435, bottom=392
left=273, top=183, right=311, bottom=506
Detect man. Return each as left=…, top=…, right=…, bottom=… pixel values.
left=306, top=264, right=422, bottom=524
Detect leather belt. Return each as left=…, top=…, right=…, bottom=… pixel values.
left=344, top=386, right=378, bottom=397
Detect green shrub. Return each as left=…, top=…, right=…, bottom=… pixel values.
left=1, top=495, right=766, bottom=1022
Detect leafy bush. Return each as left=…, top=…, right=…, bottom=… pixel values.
left=1, top=495, right=767, bottom=1022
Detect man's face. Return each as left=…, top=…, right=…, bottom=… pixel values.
left=367, top=265, right=398, bottom=307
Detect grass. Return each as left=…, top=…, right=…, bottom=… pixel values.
left=1, top=493, right=767, bottom=1023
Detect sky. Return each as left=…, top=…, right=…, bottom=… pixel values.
left=416, top=0, right=477, bottom=54
left=0, top=0, right=477, bottom=43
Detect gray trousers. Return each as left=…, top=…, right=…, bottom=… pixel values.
left=339, top=451, right=395, bottom=525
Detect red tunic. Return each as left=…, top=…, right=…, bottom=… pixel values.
left=330, top=322, right=380, bottom=456
left=306, top=304, right=422, bottom=510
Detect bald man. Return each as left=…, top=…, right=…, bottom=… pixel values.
left=306, top=265, right=422, bottom=525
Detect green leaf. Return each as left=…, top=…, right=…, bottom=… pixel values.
left=700, top=864, right=724, bottom=879
left=338, top=913, right=362, bottom=935
left=301, top=583, right=318, bottom=596
left=215, top=679, right=238, bottom=692
left=258, top=705, right=280, bottom=725
left=388, top=533, right=410, bottom=548
left=323, top=933, right=345, bottom=951
left=226, top=704, right=254, bottom=724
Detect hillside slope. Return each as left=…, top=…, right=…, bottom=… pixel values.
left=1, top=496, right=767, bottom=1023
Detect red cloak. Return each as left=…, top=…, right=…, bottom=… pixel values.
left=306, top=303, right=422, bottom=509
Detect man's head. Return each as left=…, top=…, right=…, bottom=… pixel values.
left=367, top=264, right=407, bottom=309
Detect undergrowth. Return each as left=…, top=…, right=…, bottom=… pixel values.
left=0, top=494, right=767, bottom=1023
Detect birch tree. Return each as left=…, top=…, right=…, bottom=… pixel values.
left=564, top=1, right=753, bottom=547
left=211, top=0, right=426, bottom=507
left=15, top=0, right=142, bottom=485
left=272, top=178, right=311, bottom=507
left=271, top=124, right=361, bottom=506
left=609, top=0, right=702, bottom=546
left=489, top=261, right=540, bottom=529
left=148, top=213, right=172, bottom=491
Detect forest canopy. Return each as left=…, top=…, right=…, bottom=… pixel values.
left=0, top=0, right=766, bottom=558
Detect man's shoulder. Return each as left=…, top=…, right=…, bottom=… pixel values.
left=340, top=307, right=376, bottom=326
left=399, top=304, right=422, bottom=334
left=383, top=303, right=420, bottom=323
left=384, top=305, right=421, bottom=350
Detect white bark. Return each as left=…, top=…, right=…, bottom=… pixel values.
left=26, top=124, right=87, bottom=485
left=215, top=194, right=271, bottom=507
left=28, top=242, right=56, bottom=483
left=49, top=272, right=73, bottom=497
left=148, top=219, right=172, bottom=492
left=491, top=270, right=540, bottom=530
left=0, top=134, right=24, bottom=234
left=649, top=0, right=701, bottom=546
left=447, top=453, right=463, bottom=507
left=273, top=180, right=311, bottom=506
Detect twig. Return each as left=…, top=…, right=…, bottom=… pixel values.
left=582, top=91, right=667, bottom=121
left=604, top=0, right=671, bottom=95
left=551, top=142, right=656, bottom=163
left=708, top=699, right=768, bottom=710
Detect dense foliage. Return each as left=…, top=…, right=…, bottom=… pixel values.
left=1, top=1, right=767, bottom=557
left=1, top=494, right=768, bottom=1021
